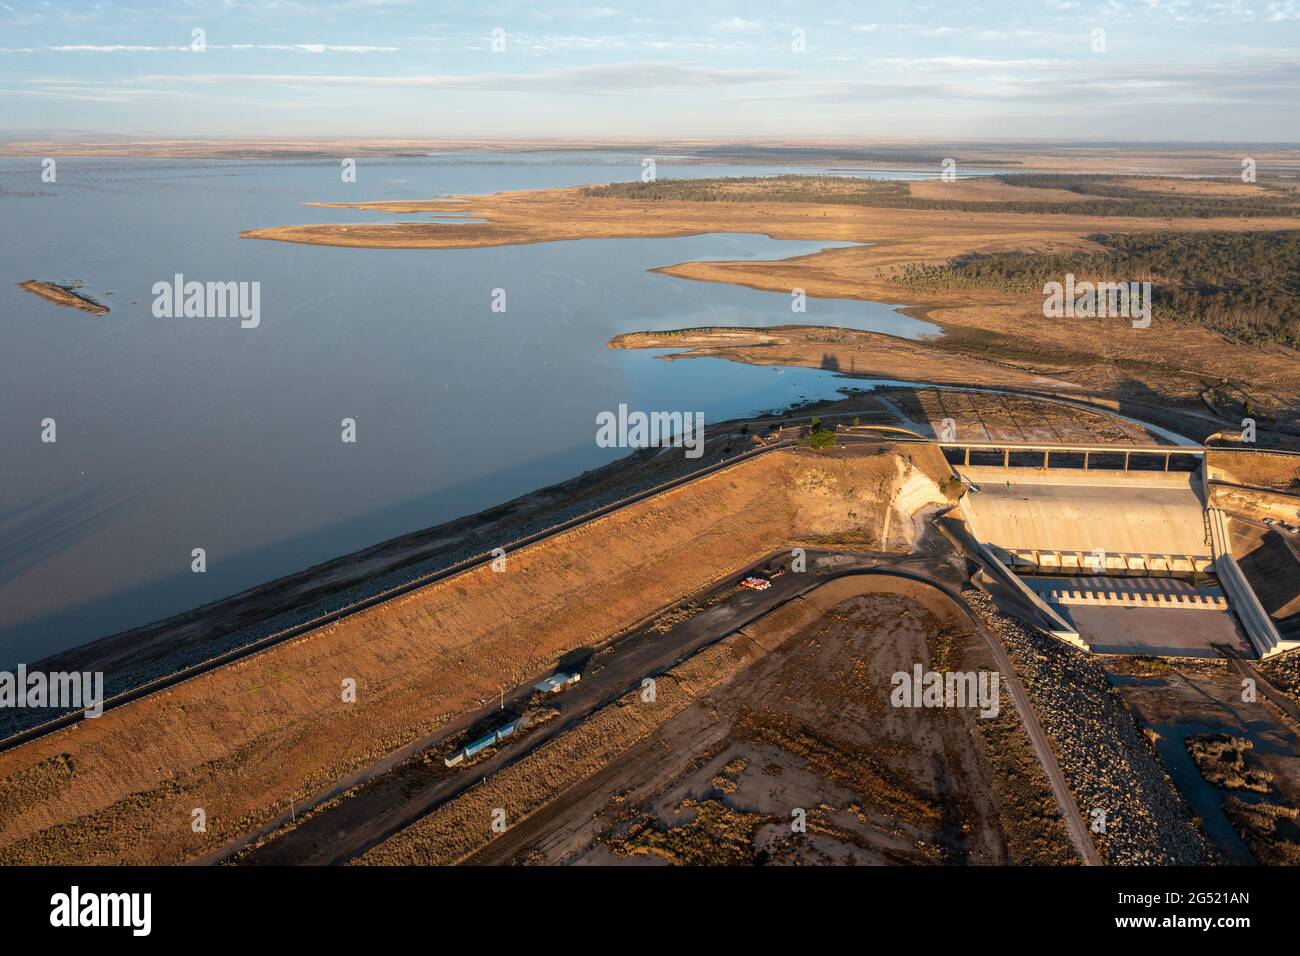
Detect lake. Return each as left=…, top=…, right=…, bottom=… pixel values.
left=1, top=152, right=947, bottom=663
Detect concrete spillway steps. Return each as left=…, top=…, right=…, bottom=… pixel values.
left=1002, top=549, right=1213, bottom=575
left=1042, top=588, right=1228, bottom=610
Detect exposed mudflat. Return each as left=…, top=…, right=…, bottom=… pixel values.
left=18, top=280, right=108, bottom=314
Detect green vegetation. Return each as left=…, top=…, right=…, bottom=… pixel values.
left=900, top=230, right=1300, bottom=347
left=808, top=416, right=838, bottom=450
left=583, top=175, right=908, bottom=204
left=582, top=174, right=1300, bottom=218
left=988, top=173, right=1299, bottom=218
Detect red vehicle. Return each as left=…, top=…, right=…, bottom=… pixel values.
left=739, top=576, right=772, bottom=591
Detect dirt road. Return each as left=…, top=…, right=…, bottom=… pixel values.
left=228, top=546, right=1097, bottom=866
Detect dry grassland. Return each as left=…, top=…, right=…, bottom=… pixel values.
left=1185, top=734, right=1274, bottom=793
left=1223, top=798, right=1300, bottom=864
left=0, top=449, right=931, bottom=865
left=354, top=638, right=749, bottom=865
left=1208, top=450, right=1300, bottom=492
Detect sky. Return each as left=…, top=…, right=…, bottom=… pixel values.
left=0, top=0, right=1296, bottom=141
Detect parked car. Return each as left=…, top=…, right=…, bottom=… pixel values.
left=1264, top=517, right=1277, bottom=526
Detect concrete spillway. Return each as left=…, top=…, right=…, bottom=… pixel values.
left=957, top=468, right=1212, bottom=574
left=956, top=467, right=1255, bottom=657
left=1208, top=509, right=1300, bottom=658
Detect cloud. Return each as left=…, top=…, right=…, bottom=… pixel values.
left=223, top=44, right=401, bottom=53
left=1, top=43, right=401, bottom=54
left=48, top=45, right=190, bottom=52
left=101, top=62, right=798, bottom=93
left=714, top=17, right=766, bottom=33
left=731, top=54, right=1300, bottom=108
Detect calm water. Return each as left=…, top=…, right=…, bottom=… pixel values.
left=1, top=153, right=943, bottom=663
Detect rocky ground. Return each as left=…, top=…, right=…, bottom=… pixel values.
left=965, top=589, right=1212, bottom=864
left=1262, top=651, right=1300, bottom=704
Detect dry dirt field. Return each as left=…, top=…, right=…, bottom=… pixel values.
left=403, top=576, right=1078, bottom=867
left=0, top=447, right=947, bottom=865
left=1212, top=484, right=1300, bottom=525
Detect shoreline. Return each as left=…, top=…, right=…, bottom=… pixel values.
left=10, top=377, right=1238, bottom=719
left=13, top=170, right=1300, bottom=720
left=239, top=179, right=1300, bottom=427
left=5, top=140, right=1300, bottom=174
left=9, top=410, right=816, bottom=716
left=18, top=280, right=109, bottom=314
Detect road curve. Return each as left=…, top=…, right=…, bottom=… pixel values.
left=835, top=566, right=1103, bottom=866
left=221, top=562, right=1101, bottom=867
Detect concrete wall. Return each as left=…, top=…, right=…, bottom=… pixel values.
left=956, top=468, right=1210, bottom=560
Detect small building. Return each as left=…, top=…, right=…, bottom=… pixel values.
left=534, top=672, right=581, bottom=695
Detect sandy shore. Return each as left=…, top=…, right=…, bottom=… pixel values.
left=242, top=177, right=1300, bottom=426
left=18, top=280, right=109, bottom=314
left=608, top=325, right=1078, bottom=393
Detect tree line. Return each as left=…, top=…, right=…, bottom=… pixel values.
left=899, top=230, right=1300, bottom=348
left=582, top=174, right=1300, bottom=218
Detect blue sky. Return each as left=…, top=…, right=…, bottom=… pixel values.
left=0, top=0, right=1297, bottom=140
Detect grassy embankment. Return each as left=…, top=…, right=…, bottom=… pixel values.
left=0, top=448, right=945, bottom=864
